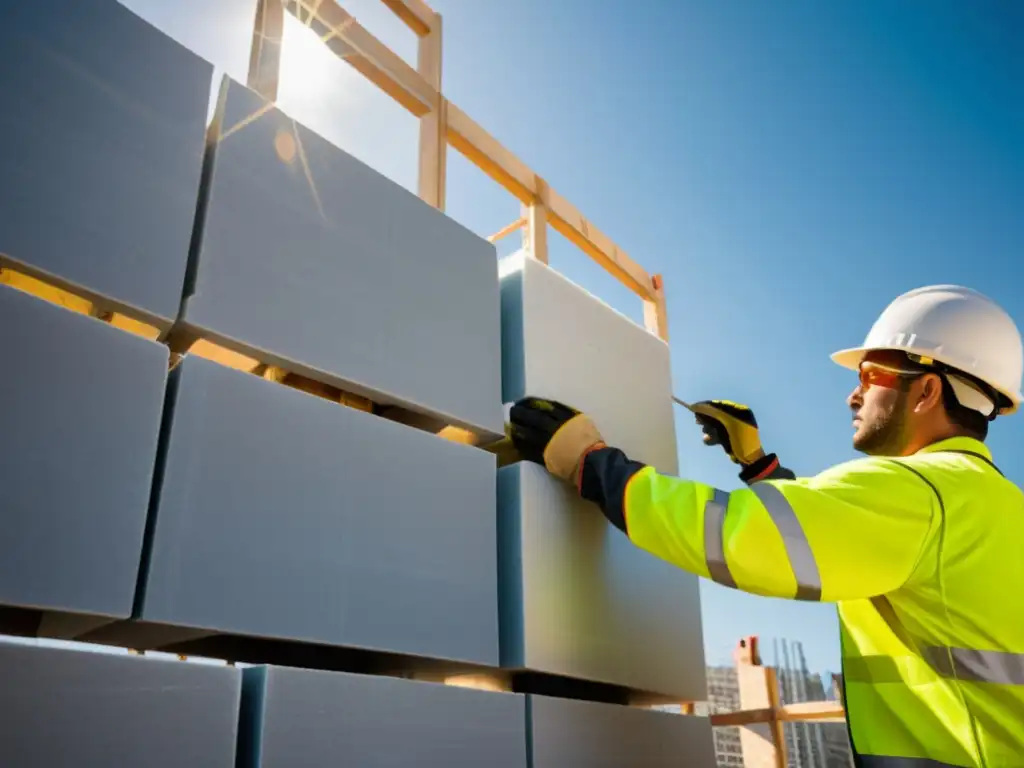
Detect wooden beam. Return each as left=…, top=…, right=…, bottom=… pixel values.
left=711, top=700, right=846, bottom=728
left=710, top=708, right=775, bottom=727
left=248, top=0, right=286, bottom=100
left=778, top=701, right=846, bottom=723
left=546, top=187, right=654, bottom=300
left=446, top=104, right=538, bottom=203
left=486, top=217, right=526, bottom=243
left=288, top=0, right=434, bottom=116
left=416, top=12, right=446, bottom=209
left=378, top=0, right=435, bottom=37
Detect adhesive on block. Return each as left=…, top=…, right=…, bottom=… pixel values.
left=138, top=355, right=499, bottom=665
left=527, top=695, right=717, bottom=767
left=0, top=641, right=241, bottom=767
left=181, top=75, right=504, bottom=438
left=0, top=283, right=169, bottom=619
left=239, top=666, right=527, bottom=767
left=497, top=252, right=706, bottom=699
left=0, top=0, right=212, bottom=326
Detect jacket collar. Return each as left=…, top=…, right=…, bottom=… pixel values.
left=915, top=436, right=993, bottom=461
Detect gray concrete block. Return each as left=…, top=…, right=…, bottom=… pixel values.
left=181, top=75, right=504, bottom=438
left=528, top=695, right=717, bottom=767
left=240, top=665, right=527, bottom=767
left=0, top=0, right=213, bottom=326
left=0, top=283, right=169, bottom=618
left=498, top=463, right=706, bottom=700
left=497, top=253, right=706, bottom=700
left=0, top=640, right=241, bottom=767
left=139, top=354, right=499, bottom=665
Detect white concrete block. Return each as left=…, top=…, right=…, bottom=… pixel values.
left=137, top=355, right=499, bottom=666
left=181, top=76, right=504, bottom=438
left=497, top=253, right=706, bottom=699
left=0, top=284, right=169, bottom=619
left=239, top=666, right=527, bottom=767
left=498, top=250, right=677, bottom=470
left=0, top=0, right=213, bottom=326
left=528, top=695, right=717, bottom=767
left=0, top=641, right=241, bottom=767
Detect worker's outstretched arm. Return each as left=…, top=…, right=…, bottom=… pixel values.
left=579, top=445, right=938, bottom=602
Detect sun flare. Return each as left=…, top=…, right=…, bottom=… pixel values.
left=277, top=13, right=337, bottom=109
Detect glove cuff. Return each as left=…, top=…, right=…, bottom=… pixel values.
left=739, top=453, right=781, bottom=484
left=543, top=413, right=605, bottom=484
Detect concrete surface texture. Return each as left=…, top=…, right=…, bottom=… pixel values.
left=528, top=695, right=718, bottom=767
left=138, top=355, right=499, bottom=665
left=498, top=463, right=707, bottom=699
left=0, top=0, right=213, bottom=326
left=497, top=253, right=707, bottom=699
left=499, top=250, right=678, bottom=470
left=240, top=665, right=527, bottom=767
left=0, top=284, right=169, bottom=619
left=0, top=641, right=241, bottom=767
left=181, top=75, right=504, bottom=438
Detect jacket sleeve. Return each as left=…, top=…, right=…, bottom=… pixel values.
left=579, top=447, right=940, bottom=602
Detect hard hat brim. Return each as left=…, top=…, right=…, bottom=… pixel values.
left=830, top=347, right=868, bottom=372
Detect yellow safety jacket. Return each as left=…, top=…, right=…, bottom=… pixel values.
left=579, top=436, right=1024, bottom=766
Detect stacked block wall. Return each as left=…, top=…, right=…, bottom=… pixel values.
left=497, top=252, right=707, bottom=701
left=0, top=0, right=714, bottom=764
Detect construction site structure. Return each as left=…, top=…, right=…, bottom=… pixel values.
left=0, top=0, right=843, bottom=764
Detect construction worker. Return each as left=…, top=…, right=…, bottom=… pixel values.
left=508, top=285, right=1024, bottom=767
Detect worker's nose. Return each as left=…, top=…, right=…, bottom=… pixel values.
left=847, top=386, right=863, bottom=410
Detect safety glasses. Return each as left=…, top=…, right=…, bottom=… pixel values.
left=857, top=360, right=925, bottom=391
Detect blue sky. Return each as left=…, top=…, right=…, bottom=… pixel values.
left=119, top=0, right=1024, bottom=675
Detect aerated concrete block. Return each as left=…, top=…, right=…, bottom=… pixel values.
left=497, top=252, right=706, bottom=700
left=528, top=695, right=717, bottom=767
left=239, top=665, right=527, bottom=767
left=0, top=0, right=212, bottom=326
left=0, top=284, right=169, bottom=620
left=137, top=354, right=498, bottom=665
left=181, top=75, right=504, bottom=438
left=0, top=640, right=241, bottom=767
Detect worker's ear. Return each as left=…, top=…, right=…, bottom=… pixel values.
left=914, top=373, right=944, bottom=413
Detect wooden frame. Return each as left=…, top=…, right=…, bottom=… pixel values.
left=246, top=0, right=669, bottom=342
left=708, top=636, right=847, bottom=766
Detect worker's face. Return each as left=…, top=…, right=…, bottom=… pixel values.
left=847, top=352, right=919, bottom=455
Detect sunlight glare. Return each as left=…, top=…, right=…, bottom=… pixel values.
left=277, top=13, right=338, bottom=113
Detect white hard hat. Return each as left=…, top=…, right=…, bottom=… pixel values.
left=831, top=285, right=1024, bottom=417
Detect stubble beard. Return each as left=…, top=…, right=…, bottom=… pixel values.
left=853, top=393, right=910, bottom=456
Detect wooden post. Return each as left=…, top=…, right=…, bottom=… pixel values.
left=248, top=0, right=285, bottom=101
left=643, top=274, right=669, bottom=342
left=522, top=202, right=549, bottom=264
left=522, top=178, right=550, bottom=264
left=416, top=13, right=446, bottom=209
left=734, top=636, right=787, bottom=768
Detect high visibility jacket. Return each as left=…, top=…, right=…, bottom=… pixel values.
left=579, top=435, right=1024, bottom=766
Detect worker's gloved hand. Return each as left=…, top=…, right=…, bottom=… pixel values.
left=508, top=397, right=606, bottom=487
left=689, top=400, right=764, bottom=465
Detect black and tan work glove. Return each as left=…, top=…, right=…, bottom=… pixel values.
left=508, top=397, right=606, bottom=488
left=689, top=400, right=795, bottom=483
left=688, top=400, right=764, bottom=465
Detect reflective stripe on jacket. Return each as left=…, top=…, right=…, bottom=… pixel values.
left=579, top=436, right=1024, bottom=766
